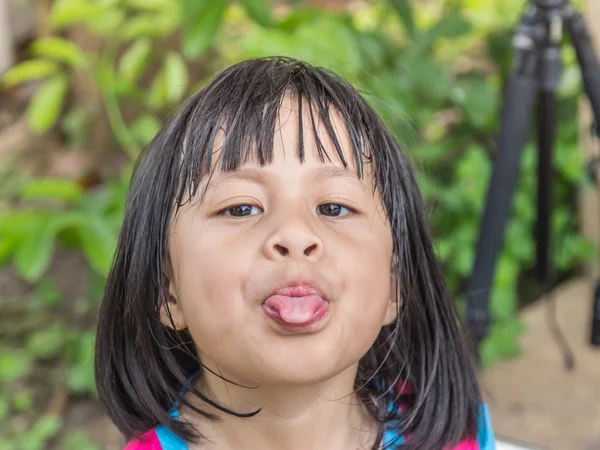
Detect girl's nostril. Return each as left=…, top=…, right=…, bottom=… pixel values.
left=275, top=244, right=289, bottom=256
left=304, top=244, right=318, bottom=256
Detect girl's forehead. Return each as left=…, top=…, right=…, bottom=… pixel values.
left=210, top=94, right=366, bottom=176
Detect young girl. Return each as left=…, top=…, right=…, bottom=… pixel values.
left=95, top=57, right=495, bottom=450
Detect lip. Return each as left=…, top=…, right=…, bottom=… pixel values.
left=268, top=281, right=328, bottom=302
left=262, top=280, right=331, bottom=334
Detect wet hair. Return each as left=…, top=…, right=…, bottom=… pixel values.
left=95, top=56, right=483, bottom=449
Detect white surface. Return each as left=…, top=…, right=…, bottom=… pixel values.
left=497, top=439, right=540, bottom=450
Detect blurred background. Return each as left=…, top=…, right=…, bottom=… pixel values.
left=1, top=0, right=599, bottom=449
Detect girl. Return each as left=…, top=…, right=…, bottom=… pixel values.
left=95, top=57, right=495, bottom=450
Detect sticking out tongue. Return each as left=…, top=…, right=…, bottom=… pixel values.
left=263, top=295, right=329, bottom=325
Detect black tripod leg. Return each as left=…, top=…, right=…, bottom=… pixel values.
left=566, top=9, right=600, bottom=347
left=566, top=9, right=600, bottom=134
left=535, top=32, right=562, bottom=286
left=536, top=91, right=556, bottom=286
left=466, top=74, right=538, bottom=350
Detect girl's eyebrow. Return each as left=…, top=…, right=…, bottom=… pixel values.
left=209, top=165, right=363, bottom=189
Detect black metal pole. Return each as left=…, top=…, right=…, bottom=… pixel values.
left=535, top=19, right=562, bottom=285
left=536, top=91, right=556, bottom=285
left=565, top=7, right=600, bottom=138
left=564, top=7, right=600, bottom=346
left=466, top=15, right=541, bottom=351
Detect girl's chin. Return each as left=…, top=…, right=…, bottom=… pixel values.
left=245, top=354, right=358, bottom=387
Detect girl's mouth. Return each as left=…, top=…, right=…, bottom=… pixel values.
left=262, top=282, right=330, bottom=333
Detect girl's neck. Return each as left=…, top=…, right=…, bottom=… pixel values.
left=181, top=364, right=379, bottom=450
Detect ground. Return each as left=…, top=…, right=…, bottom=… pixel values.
left=482, top=278, right=600, bottom=450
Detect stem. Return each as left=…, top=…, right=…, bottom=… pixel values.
left=97, top=40, right=139, bottom=161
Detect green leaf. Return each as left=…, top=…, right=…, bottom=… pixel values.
left=482, top=320, right=525, bottom=367
left=14, top=220, right=56, bottom=282
left=121, top=14, right=178, bottom=39
left=454, top=78, right=499, bottom=128
left=88, top=8, right=126, bottom=36
left=164, top=52, right=189, bottom=104
left=1, top=60, right=59, bottom=87
left=434, top=238, right=453, bottom=263
left=403, top=57, right=453, bottom=101
left=31, top=415, right=63, bottom=441
left=0, top=235, right=20, bottom=265
left=427, top=13, right=472, bottom=40
left=490, top=286, right=517, bottom=321
left=388, top=0, right=415, bottom=38
left=27, top=323, right=66, bottom=359
left=118, top=39, right=152, bottom=86
left=0, top=396, right=8, bottom=421
left=77, top=216, right=117, bottom=276
left=131, top=114, right=162, bottom=146
left=27, top=74, right=69, bottom=134
left=355, top=32, right=388, bottom=71
left=147, top=69, right=168, bottom=110
left=506, top=220, right=534, bottom=262
left=413, top=142, right=448, bottom=165
left=182, top=0, right=227, bottom=58
left=13, top=389, right=35, bottom=411
left=0, top=211, right=51, bottom=236
left=238, top=0, right=276, bottom=27
left=0, top=349, right=33, bottom=383
left=20, top=178, right=84, bottom=202
left=62, top=105, right=96, bottom=147
left=454, top=145, right=491, bottom=209
left=30, top=37, right=86, bottom=67
left=49, top=0, right=107, bottom=29
left=241, top=16, right=362, bottom=79
left=67, top=332, right=96, bottom=394
left=277, top=8, right=322, bottom=31
left=36, top=278, right=65, bottom=308
left=125, top=0, right=170, bottom=10
left=454, top=247, right=474, bottom=276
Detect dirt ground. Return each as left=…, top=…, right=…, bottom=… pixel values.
left=481, top=277, right=600, bottom=450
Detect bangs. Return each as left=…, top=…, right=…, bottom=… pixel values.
left=173, top=57, right=375, bottom=209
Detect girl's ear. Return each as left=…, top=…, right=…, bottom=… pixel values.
left=383, top=258, right=400, bottom=325
left=160, top=280, right=187, bottom=330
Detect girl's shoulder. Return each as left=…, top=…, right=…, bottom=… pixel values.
left=382, top=403, right=495, bottom=450
left=124, top=425, right=189, bottom=450
left=454, top=403, right=496, bottom=450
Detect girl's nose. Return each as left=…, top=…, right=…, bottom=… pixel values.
left=264, top=221, right=324, bottom=261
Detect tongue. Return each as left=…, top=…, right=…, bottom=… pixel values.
left=263, top=295, right=327, bottom=324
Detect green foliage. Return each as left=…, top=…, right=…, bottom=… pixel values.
left=388, top=0, right=415, bottom=38
left=1, top=177, right=123, bottom=281
left=0, top=0, right=594, bottom=445
left=61, top=431, right=101, bottom=450
left=0, top=351, right=33, bottom=384
left=118, top=38, right=152, bottom=86
left=238, top=0, right=277, bottom=28
left=1, top=60, right=60, bottom=87
left=182, top=0, right=228, bottom=58
left=30, top=37, right=87, bottom=67
left=0, top=271, right=107, bottom=446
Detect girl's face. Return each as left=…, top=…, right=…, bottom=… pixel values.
left=166, top=97, right=396, bottom=387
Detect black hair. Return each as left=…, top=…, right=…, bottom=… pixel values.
left=95, top=56, right=483, bottom=449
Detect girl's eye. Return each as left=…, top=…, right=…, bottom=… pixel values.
left=317, top=203, right=354, bottom=217
left=221, top=205, right=263, bottom=217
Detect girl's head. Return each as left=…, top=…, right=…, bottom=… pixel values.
left=96, top=57, right=481, bottom=449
